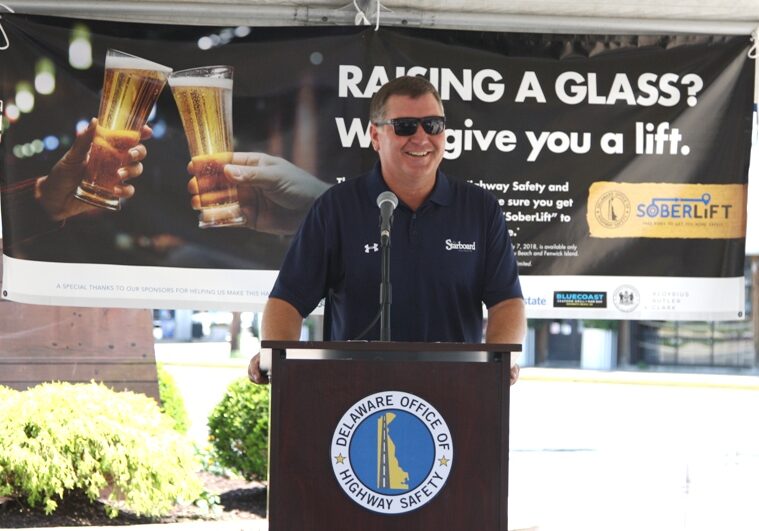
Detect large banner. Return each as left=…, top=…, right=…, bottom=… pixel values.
left=0, top=15, right=753, bottom=319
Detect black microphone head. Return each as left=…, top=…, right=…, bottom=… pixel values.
left=377, top=191, right=398, bottom=210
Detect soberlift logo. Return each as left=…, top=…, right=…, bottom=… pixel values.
left=587, top=182, right=746, bottom=239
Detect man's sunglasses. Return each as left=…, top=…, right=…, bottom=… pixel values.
left=373, top=116, right=446, bottom=136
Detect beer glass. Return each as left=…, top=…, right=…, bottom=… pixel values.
left=169, top=66, right=244, bottom=228
left=75, top=49, right=172, bottom=210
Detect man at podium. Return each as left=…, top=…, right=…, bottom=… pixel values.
left=249, top=75, right=525, bottom=385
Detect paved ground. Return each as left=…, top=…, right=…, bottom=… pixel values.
left=141, top=346, right=759, bottom=531
left=509, top=369, right=759, bottom=531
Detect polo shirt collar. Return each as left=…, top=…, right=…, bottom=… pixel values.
left=365, top=162, right=453, bottom=208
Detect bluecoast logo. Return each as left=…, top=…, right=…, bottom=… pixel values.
left=554, top=291, right=607, bottom=308
left=331, top=391, right=453, bottom=514
left=445, top=239, right=476, bottom=252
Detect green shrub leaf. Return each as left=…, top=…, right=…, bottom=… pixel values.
left=207, top=378, right=269, bottom=481
left=0, top=382, right=202, bottom=517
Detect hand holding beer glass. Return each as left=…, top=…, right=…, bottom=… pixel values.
left=75, top=49, right=172, bottom=210
left=169, top=66, right=245, bottom=228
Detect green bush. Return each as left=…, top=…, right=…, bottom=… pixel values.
left=207, top=378, right=269, bottom=480
left=0, top=385, right=18, bottom=402
left=156, top=364, right=190, bottom=434
left=0, top=382, right=202, bottom=517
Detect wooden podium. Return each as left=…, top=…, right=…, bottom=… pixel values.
left=262, top=340, right=520, bottom=531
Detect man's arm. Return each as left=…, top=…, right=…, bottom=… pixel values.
left=485, top=297, right=527, bottom=385
left=248, top=297, right=304, bottom=384
left=262, top=297, right=304, bottom=340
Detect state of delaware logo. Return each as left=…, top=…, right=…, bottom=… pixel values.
left=330, top=391, right=453, bottom=514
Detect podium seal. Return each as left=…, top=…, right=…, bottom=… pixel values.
left=330, top=390, right=453, bottom=514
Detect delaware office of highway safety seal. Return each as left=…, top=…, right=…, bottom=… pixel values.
left=594, top=190, right=631, bottom=229
left=330, top=391, right=453, bottom=514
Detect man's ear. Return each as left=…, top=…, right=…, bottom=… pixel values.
left=370, top=123, right=380, bottom=152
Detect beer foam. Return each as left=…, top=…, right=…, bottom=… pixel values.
left=168, top=77, right=233, bottom=90
left=105, top=54, right=173, bottom=73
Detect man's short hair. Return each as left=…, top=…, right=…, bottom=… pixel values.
left=370, top=75, right=444, bottom=122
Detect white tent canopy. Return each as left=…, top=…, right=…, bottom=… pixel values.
left=6, top=0, right=759, bottom=34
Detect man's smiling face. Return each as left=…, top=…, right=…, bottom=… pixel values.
left=370, top=93, right=446, bottom=189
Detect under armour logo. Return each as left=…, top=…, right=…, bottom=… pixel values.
left=364, top=243, right=379, bottom=253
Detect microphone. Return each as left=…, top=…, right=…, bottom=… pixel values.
left=376, top=191, right=397, bottom=341
left=377, top=191, right=398, bottom=245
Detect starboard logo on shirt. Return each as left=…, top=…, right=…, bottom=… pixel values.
left=445, top=239, right=476, bottom=252
left=330, top=390, right=453, bottom=514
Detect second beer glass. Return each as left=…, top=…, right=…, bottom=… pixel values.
left=169, top=66, right=245, bottom=228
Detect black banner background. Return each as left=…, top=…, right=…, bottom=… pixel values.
left=0, top=15, right=753, bottom=314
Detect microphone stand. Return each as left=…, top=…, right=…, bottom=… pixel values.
left=379, top=231, right=391, bottom=341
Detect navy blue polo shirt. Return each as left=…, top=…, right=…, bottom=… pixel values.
left=269, top=163, right=522, bottom=342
